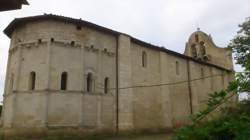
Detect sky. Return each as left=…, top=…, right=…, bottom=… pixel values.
left=0, top=0, right=249, bottom=101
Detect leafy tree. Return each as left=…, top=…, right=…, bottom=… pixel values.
left=229, top=17, right=250, bottom=93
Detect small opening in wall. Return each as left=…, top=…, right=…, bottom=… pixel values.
left=29, top=71, right=36, bottom=90
left=76, top=25, right=82, bottom=30
left=142, top=51, right=147, bottom=67
left=38, top=39, right=42, bottom=44
left=104, top=77, right=109, bottom=94
left=104, top=48, right=107, bottom=52
left=61, top=72, right=68, bottom=90
left=50, top=38, right=54, bottom=42
left=87, top=73, right=93, bottom=92
left=91, top=45, right=94, bottom=49
left=71, top=41, right=75, bottom=46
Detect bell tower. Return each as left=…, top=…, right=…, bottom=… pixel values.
left=184, top=29, right=233, bottom=70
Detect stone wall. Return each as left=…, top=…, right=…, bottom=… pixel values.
left=2, top=20, right=117, bottom=131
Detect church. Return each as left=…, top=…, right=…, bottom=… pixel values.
left=1, top=14, right=234, bottom=132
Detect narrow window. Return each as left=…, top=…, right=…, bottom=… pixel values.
left=142, top=51, right=147, bottom=67
left=76, top=25, right=82, bottom=30
left=71, top=41, right=75, bottom=46
left=191, top=44, right=197, bottom=57
left=61, top=72, right=67, bottom=90
left=176, top=61, right=180, bottom=75
left=195, top=34, right=199, bottom=42
left=50, top=38, right=54, bottom=42
left=29, top=71, right=36, bottom=90
left=38, top=39, right=42, bottom=44
left=104, top=77, right=109, bottom=94
left=87, top=73, right=93, bottom=92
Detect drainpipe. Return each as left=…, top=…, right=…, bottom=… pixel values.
left=187, top=59, right=193, bottom=114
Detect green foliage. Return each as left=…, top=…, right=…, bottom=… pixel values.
left=229, top=17, right=250, bottom=70
left=173, top=100, right=250, bottom=140
left=229, top=17, right=250, bottom=92
left=173, top=17, right=250, bottom=140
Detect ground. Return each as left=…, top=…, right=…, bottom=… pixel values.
left=98, top=133, right=172, bottom=140
left=1, top=132, right=173, bottom=140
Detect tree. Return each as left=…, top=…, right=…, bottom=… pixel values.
left=229, top=17, right=250, bottom=93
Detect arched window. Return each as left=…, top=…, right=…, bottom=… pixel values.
left=61, top=72, right=68, bottom=90
left=200, top=42, right=206, bottom=56
left=191, top=44, right=197, bottom=57
left=104, top=77, right=109, bottom=94
left=176, top=61, right=180, bottom=75
left=29, top=71, right=36, bottom=90
left=87, top=73, right=93, bottom=92
left=142, top=51, right=147, bottom=67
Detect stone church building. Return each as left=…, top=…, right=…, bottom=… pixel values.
left=1, top=14, right=234, bottom=132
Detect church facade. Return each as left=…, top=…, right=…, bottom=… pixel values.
left=1, top=14, right=234, bottom=132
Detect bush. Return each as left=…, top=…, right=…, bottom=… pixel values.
left=173, top=100, right=250, bottom=140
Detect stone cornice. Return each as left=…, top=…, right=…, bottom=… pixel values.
left=8, top=39, right=115, bottom=57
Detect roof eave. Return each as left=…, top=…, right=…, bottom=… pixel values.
left=22, top=0, right=29, bottom=5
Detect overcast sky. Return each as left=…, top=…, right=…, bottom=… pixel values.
left=0, top=0, right=249, bottom=101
